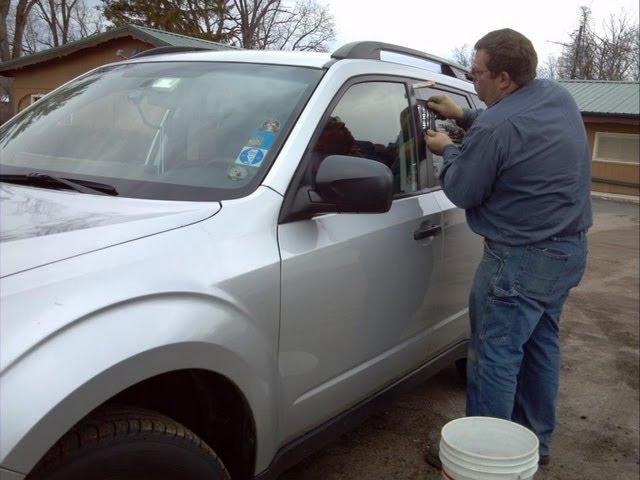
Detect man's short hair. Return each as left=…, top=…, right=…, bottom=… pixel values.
left=475, top=29, right=538, bottom=86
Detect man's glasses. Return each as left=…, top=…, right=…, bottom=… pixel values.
left=465, top=68, right=490, bottom=81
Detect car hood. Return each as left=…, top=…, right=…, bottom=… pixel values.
left=0, top=184, right=221, bottom=278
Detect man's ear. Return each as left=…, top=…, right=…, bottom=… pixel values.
left=499, top=71, right=517, bottom=90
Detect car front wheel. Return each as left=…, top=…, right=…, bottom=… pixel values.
left=28, top=406, right=230, bottom=480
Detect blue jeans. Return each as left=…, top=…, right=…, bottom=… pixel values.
left=466, top=233, right=587, bottom=456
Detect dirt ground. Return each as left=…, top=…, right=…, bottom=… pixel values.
left=280, top=197, right=640, bottom=480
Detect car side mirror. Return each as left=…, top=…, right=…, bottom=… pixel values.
left=280, top=155, right=393, bottom=223
left=314, top=155, right=393, bottom=213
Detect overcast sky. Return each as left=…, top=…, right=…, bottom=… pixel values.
left=322, top=0, right=639, bottom=63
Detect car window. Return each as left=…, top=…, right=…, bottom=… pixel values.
left=471, top=93, right=487, bottom=109
left=414, top=88, right=471, bottom=187
left=308, top=81, right=418, bottom=195
left=0, top=62, right=323, bottom=201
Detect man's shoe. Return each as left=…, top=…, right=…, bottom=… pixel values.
left=424, top=439, right=442, bottom=470
left=539, top=454, right=551, bottom=466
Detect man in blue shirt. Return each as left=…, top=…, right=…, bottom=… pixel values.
left=425, top=29, right=592, bottom=467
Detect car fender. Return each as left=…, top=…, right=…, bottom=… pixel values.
left=1, top=292, right=279, bottom=475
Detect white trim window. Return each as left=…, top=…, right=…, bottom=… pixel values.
left=30, top=93, right=46, bottom=104
left=593, top=132, right=640, bottom=165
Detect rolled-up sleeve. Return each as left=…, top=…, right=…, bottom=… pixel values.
left=439, top=125, right=502, bottom=209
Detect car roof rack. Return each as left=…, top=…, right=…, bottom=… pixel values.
left=131, top=46, right=209, bottom=59
left=331, top=41, right=469, bottom=81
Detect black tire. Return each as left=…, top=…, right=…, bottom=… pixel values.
left=28, top=406, right=231, bottom=480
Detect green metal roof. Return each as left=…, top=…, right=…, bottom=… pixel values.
left=0, top=24, right=235, bottom=74
left=558, top=80, right=639, bottom=118
left=127, top=25, right=234, bottom=50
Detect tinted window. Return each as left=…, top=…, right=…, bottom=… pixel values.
left=0, top=62, right=323, bottom=201
left=309, top=82, right=418, bottom=195
left=415, top=88, right=471, bottom=187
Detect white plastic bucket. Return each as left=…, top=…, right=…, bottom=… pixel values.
left=439, top=417, right=539, bottom=480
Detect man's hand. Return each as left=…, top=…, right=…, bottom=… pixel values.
left=425, top=129, right=453, bottom=155
left=427, top=94, right=464, bottom=122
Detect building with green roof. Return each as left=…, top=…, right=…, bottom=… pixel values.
left=559, top=80, right=639, bottom=197
left=0, top=24, right=235, bottom=118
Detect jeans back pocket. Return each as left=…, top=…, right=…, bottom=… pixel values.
left=515, top=246, right=572, bottom=302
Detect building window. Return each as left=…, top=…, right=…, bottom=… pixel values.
left=30, top=93, right=46, bottom=104
left=593, top=132, right=640, bottom=164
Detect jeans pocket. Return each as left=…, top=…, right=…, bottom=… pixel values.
left=480, top=294, right=517, bottom=346
left=516, top=246, right=570, bottom=302
left=484, top=241, right=504, bottom=262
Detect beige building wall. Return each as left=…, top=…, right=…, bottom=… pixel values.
left=10, top=37, right=153, bottom=114
left=584, top=118, right=640, bottom=196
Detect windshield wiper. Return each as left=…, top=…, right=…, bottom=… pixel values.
left=0, top=172, right=119, bottom=196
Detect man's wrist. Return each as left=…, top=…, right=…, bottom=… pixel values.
left=456, top=108, right=476, bottom=130
left=442, top=143, right=459, bottom=157
left=453, top=106, right=464, bottom=122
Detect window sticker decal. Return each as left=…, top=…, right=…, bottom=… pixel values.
left=260, top=119, right=280, bottom=132
left=246, top=130, right=275, bottom=149
left=227, top=164, right=250, bottom=180
left=235, top=147, right=268, bottom=167
left=234, top=119, right=280, bottom=168
left=152, top=78, right=181, bottom=90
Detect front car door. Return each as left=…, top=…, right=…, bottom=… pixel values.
left=277, top=78, right=449, bottom=442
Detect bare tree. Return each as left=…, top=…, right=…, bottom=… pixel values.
left=594, top=12, right=639, bottom=80
left=37, top=0, right=76, bottom=47
left=538, top=55, right=558, bottom=80
left=1, top=0, right=39, bottom=61
left=229, top=0, right=335, bottom=51
left=257, top=0, right=335, bottom=51
left=450, top=43, right=473, bottom=68
left=33, top=0, right=103, bottom=49
left=230, top=0, right=279, bottom=48
left=1, top=0, right=40, bottom=115
left=21, top=6, right=48, bottom=54
left=0, top=0, right=10, bottom=61
left=3, top=0, right=102, bottom=58
left=554, top=6, right=639, bottom=80
left=74, top=0, right=105, bottom=39
left=0, top=0, right=13, bottom=61
left=555, top=7, right=597, bottom=79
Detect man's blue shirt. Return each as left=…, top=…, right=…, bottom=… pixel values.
left=440, top=79, right=593, bottom=246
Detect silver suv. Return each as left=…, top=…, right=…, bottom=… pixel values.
left=0, top=42, right=482, bottom=480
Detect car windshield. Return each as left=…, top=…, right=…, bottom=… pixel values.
left=0, top=62, right=323, bottom=201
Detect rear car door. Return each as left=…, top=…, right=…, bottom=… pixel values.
left=277, top=78, right=449, bottom=442
left=414, top=86, right=483, bottom=330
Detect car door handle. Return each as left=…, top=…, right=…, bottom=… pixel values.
left=413, top=224, right=442, bottom=240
